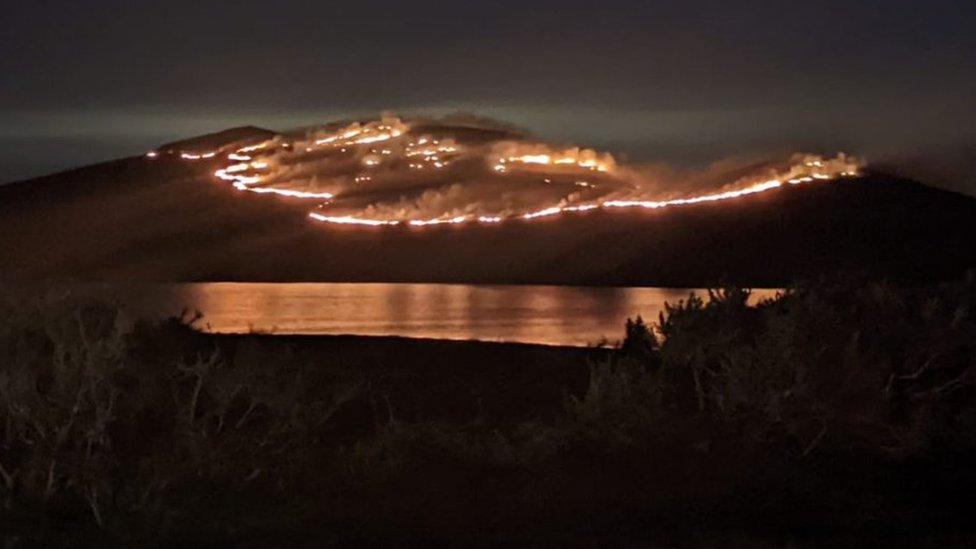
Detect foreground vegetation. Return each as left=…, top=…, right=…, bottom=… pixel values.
left=2, top=274, right=975, bottom=546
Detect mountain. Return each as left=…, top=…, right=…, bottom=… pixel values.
left=1, top=128, right=974, bottom=287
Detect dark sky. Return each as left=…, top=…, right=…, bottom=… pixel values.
left=2, top=0, right=975, bottom=190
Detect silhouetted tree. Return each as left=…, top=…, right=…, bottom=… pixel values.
left=621, top=316, right=659, bottom=367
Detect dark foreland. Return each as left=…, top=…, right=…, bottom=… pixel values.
left=3, top=127, right=976, bottom=546
left=1, top=132, right=974, bottom=286
left=4, top=275, right=976, bottom=546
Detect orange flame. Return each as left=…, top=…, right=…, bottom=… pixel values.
left=170, top=115, right=862, bottom=228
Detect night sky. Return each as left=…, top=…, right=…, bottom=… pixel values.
left=2, top=0, right=974, bottom=191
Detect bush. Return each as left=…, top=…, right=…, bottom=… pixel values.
left=617, top=277, right=976, bottom=457
left=3, top=275, right=975, bottom=544
left=0, top=292, right=362, bottom=532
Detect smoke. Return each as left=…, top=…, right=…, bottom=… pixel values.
left=617, top=153, right=862, bottom=200
left=200, top=113, right=863, bottom=224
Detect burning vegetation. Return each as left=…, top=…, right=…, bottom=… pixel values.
left=148, top=114, right=863, bottom=227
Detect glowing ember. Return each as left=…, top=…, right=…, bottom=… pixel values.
left=238, top=143, right=268, bottom=153
left=235, top=186, right=334, bottom=199
left=309, top=116, right=408, bottom=149
left=180, top=151, right=218, bottom=160
left=308, top=213, right=399, bottom=226
left=409, top=216, right=470, bottom=227
left=493, top=143, right=615, bottom=174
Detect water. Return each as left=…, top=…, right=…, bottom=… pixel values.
left=94, top=283, right=780, bottom=347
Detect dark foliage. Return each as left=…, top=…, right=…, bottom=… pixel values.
left=2, top=275, right=976, bottom=546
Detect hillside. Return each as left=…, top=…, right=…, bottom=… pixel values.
left=1, top=126, right=974, bottom=286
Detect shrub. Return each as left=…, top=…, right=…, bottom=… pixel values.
left=651, top=277, right=976, bottom=457
left=0, top=291, right=363, bottom=530
left=3, top=275, right=975, bottom=542
left=557, top=277, right=976, bottom=459
left=564, top=358, right=664, bottom=446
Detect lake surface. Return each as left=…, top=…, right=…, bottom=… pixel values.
left=94, top=283, right=780, bottom=347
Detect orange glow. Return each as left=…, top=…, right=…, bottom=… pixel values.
left=493, top=143, right=615, bottom=174
left=408, top=216, right=470, bottom=227
left=238, top=143, right=268, bottom=153
left=305, top=154, right=861, bottom=228
left=180, top=151, right=219, bottom=160
left=308, top=213, right=400, bottom=226
left=309, top=117, right=409, bottom=150
left=169, top=114, right=862, bottom=228
left=235, top=185, right=334, bottom=199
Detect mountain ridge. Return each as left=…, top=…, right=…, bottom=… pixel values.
left=1, top=138, right=974, bottom=286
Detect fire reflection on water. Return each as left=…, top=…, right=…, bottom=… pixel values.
left=97, top=283, right=781, bottom=347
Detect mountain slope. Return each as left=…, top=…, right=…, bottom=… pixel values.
left=1, top=149, right=974, bottom=286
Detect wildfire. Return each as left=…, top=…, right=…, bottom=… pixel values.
left=162, top=114, right=863, bottom=228
left=235, top=186, right=335, bottom=199
left=308, top=213, right=400, bottom=226
left=180, top=151, right=218, bottom=160
left=301, top=151, right=860, bottom=227
left=492, top=144, right=615, bottom=174
left=308, top=116, right=408, bottom=149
